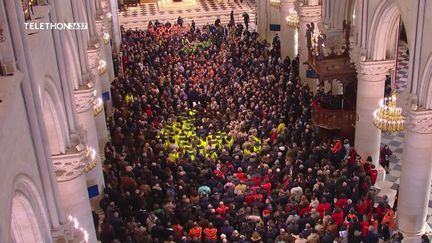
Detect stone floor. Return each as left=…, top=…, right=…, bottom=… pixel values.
left=119, top=0, right=257, bottom=29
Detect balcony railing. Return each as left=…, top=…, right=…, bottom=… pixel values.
left=312, top=101, right=355, bottom=130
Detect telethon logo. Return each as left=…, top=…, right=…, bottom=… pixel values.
left=24, top=22, right=88, bottom=30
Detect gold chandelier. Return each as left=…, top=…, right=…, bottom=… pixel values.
left=373, top=91, right=405, bottom=133
left=286, top=8, right=299, bottom=28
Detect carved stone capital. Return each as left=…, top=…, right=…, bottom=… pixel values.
left=95, top=20, right=105, bottom=36
left=298, top=5, right=321, bottom=22
left=74, top=82, right=96, bottom=113
left=356, top=59, right=395, bottom=83
left=87, top=47, right=101, bottom=70
left=52, top=144, right=86, bottom=182
left=405, top=109, right=432, bottom=134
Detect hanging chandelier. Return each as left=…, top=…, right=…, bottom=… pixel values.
left=372, top=17, right=405, bottom=133
left=286, top=8, right=299, bottom=28
left=373, top=92, right=405, bottom=133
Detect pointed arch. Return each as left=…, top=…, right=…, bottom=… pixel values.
left=10, top=175, right=51, bottom=243
left=367, top=0, right=401, bottom=60
left=42, top=77, right=70, bottom=155
left=420, top=53, right=432, bottom=110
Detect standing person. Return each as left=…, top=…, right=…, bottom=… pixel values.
left=191, top=20, right=196, bottom=31
left=421, top=234, right=430, bottom=243
left=230, top=10, right=235, bottom=25
left=380, top=145, right=392, bottom=174
left=177, top=16, right=184, bottom=28
left=243, top=12, right=250, bottom=30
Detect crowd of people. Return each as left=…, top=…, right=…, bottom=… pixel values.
left=99, top=18, right=402, bottom=243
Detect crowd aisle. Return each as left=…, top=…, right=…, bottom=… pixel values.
left=99, top=20, right=404, bottom=243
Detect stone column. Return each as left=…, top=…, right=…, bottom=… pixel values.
left=96, top=19, right=115, bottom=86
left=280, top=0, right=297, bottom=59
left=88, top=48, right=110, bottom=147
left=85, top=0, right=98, bottom=46
left=257, top=0, right=269, bottom=41
left=53, top=145, right=97, bottom=243
left=74, top=82, right=105, bottom=196
left=397, top=109, right=432, bottom=240
left=297, top=4, right=321, bottom=88
left=109, top=0, right=121, bottom=52
left=354, top=59, right=394, bottom=167
left=71, top=0, right=92, bottom=86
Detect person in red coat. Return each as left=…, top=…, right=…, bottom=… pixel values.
left=360, top=215, right=369, bottom=238
left=216, top=201, right=229, bottom=218
left=335, top=195, right=348, bottom=209
left=262, top=179, right=272, bottom=195
left=317, top=198, right=331, bottom=218
left=332, top=207, right=344, bottom=227
left=189, top=222, right=203, bottom=240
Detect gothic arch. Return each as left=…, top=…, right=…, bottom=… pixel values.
left=420, top=53, right=432, bottom=110
left=10, top=175, right=51, bottom=243
left=367, top=0, right=401, bottom=60
left=63, top=28, right=82, bottom=90
left=43, top=77, right=69, bottom=155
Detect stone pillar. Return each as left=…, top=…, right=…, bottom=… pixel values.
left=257, top=0, right=269, bottom=41
left=354, top=60, right=394, bottom=167
left=280, top=0, right=297, bottom=59
left=109, top=0, right=121, bottom=52
left=397, top=109, right=432, bottom=240
left=85, top=0, right=98, bottom=46
left=71, top=0, right=92, bottom=86
left=52, top=145, right=97, bottom=243
left=96, top=19, right=115, bottom=85
left=88, top=48, right=110, bottom=146
left=297, top=4, right=321, bottom=88
left=74, top=82, right=105, bottom=196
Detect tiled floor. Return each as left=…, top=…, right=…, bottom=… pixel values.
left=119, top=0, right=257, bottom=29
left=119, top=0, right=252, bottom=18
left=376, top=43, right=432, bottom=227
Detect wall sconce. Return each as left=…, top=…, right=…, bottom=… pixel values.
left=84, top=146, right=97, bottom=173
left=68, top=215, right=89, bottom=243
left=93, top=97, right=103, bottom=116
left=106, top=12, right=112, bottom=22
left=103, top=32, right=110, bottom=45
left=98, top=60, right=106, bottom=76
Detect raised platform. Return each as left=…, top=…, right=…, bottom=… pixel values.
left=119, top=0, right=257, bottom=30
left=158, top=0, right=199, bottom=10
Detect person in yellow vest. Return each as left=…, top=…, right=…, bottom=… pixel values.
left=276, top=120, right=286, bottom=134
left=124, top=93, right=134, bottom=104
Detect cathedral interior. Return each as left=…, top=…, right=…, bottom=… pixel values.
left=1, top=0, right=432, bottom=242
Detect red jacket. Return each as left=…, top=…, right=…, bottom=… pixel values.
left=335, top=198, right=348, bottom=209
left=332, top=211, right=344, bottom=226
left=299, top=207, right=311, bottom=217
left=262, top=182, right=272, bottom=195
left=317, top=203, right=331, bottom=218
